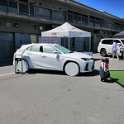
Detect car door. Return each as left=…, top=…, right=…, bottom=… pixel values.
left=115, top=40, right=121, bottom=46
left=41, top=45, right=63, bottom=70
left=24, top=45, right=43, bottom=68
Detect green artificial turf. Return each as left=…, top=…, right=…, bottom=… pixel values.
left=110, top=70, right=124, bottom=86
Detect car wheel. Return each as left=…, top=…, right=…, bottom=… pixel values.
left=64, top=62, right=79, bottom=76
left=15, top=59, right=29, bottom=73
left=100, top=49, right=107, bottom=57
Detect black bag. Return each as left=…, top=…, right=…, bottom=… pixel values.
left=104, top=71, right=110, bottom=78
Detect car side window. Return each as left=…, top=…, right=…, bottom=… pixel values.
left=108, top=40, right=113, bottom=45
left=114, top=40, right=120, bottom=44
left=30, top=45, right=40, bottom=52
left=43, top=46, right=55, bottom=54
left=102, top=40, right=107, bottom=44
left=40, top=46, right=43, bottom=52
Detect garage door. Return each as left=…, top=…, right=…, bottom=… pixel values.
left=15, top=33, right=31, bottom=49
left=0, top=33, right=14, bottom=66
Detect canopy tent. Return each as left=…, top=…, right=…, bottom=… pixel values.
left=41, top=22, right=91, bottom=37
left=41, top=22, right=91, bottom=51
left=114, top=31, right=124, bottom=38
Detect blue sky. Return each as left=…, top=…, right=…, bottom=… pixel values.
left=76, top=0, right=124, bottom=18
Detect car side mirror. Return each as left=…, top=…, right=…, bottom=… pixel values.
left=53, top=51, right=60, bottom=54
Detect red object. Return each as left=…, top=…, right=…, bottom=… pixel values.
left=104, top=63, right=108, bottom=70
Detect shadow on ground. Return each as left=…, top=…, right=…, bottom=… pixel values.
left=27, top=69, right=66, bottom=75
left=101, top=77, right=124, bottom=88
left=102, top=78, right=118, bottom=83
left=27, top=69, right=100, bottom=77
left=78, top=69, right=99, bottom=77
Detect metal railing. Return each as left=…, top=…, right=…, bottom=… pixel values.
left=0, top=0, right=123, bottom=31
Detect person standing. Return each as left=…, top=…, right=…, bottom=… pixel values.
left=117, top=43, right=120, bottom=60
left=112, top=41, right=119, bottom=60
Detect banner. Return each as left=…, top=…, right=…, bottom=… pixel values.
left=39, top=37, right=61, bottom=44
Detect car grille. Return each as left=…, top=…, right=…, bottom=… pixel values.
left=84, top=61, right=94, bottom=71
left=84, top=63, right=88, bottom=71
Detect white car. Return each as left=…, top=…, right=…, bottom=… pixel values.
left=97, top=38, right=124, bottom=57
left=13, top=43, right=94, bottom=76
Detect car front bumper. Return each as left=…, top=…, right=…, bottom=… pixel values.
left=80, top=60, right=95, bottom=73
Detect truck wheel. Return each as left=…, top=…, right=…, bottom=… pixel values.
left=100, top=49, right=107, bottom=57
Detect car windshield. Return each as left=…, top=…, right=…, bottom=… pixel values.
left=121, top=40, right=124, bottom=45
left=54, top=44, right=72, bottom=54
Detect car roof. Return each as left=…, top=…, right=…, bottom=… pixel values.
left=101, top=38, right=124, bottom=40
left=31, top=43, right=57, bottom=46
left=20, top=44, right=32, bottom=49
left=21, top=43, right=57, bottom=48
left=40, top=43, right=56, bottom=45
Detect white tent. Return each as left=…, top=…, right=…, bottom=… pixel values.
left=41, top=22, right=91, bottom=37
left=41, top=22, right=91, bottom=51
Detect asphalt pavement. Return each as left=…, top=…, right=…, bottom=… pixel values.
left=0, top=53, right=124, bottom=124
left=93, top=53, right=124, bottom=71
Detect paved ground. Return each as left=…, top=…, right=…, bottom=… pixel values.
left=93, top=53, right=124, bottom=71
left=0, top=54, right=124, bottom=124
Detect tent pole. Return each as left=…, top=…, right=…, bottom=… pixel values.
left=68, top=37, right=71, bottom=50
left=89, top=37, right=91, bottom=52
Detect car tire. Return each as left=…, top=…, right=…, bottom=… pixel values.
left=64, top=62, right=79, bottom=76
left=100, top=49, right=107, bottom=57
left=15, top=59, right=29, bottom=73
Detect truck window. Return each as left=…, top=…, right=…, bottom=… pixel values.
left=102, top=40, right=113, bottom=45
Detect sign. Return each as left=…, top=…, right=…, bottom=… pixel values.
left=39, top=37, right=61, bottom=44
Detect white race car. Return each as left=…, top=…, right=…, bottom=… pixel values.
left=13, top=43, right=94, bottom=76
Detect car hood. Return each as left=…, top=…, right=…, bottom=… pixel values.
left=65, top=52, right=92, bottom=59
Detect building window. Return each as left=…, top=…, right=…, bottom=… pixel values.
left=0, top=0, right=7, bottom=6
left=82, top=14, right=88, bottom=23
left=74, top=12, right=81, bottom=23
left=19, top=0, right=29, bottom=14
left=9, top=1, right=17, bottom=8
left=67, top=11, right=73, bottom=22
left=19, top=0, right=28, bottom=3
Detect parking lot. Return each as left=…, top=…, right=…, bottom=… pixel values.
left=0, top=54, right=124, bottom=124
